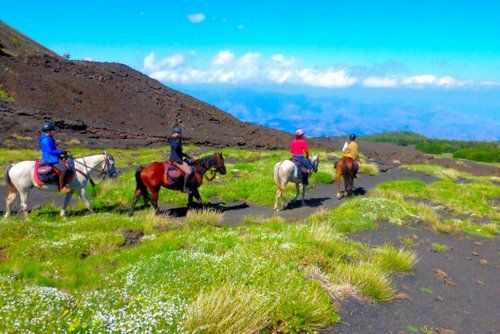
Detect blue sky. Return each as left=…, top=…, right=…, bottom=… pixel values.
left=2, top=1, right=500, bottom=138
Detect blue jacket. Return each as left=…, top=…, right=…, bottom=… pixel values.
left=39, top=133, right=63, bottom=164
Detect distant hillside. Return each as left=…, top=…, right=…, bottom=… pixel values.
left=365, top=131, right=500, bottom=163
left=0, top=21, right=292, bottom=150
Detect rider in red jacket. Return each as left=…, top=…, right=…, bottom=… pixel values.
left=290, top=129, right=313, bottom=171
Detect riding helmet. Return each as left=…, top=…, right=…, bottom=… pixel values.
left=171, top=125, right=182, bottom=134
left=295, top=129, right=305, bottom=137
left=42, top=122, right=56, bottom=132
left=349, top=134, right=357, bottom=141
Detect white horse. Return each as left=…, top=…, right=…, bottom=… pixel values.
left=3, top=153, right=117, bottom=220
left=273, top=155, right=319, bottom=211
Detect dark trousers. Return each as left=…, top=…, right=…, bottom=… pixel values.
left=50, top=162, right=68, bottom=174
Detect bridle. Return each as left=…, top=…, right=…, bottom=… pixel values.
left=197, top=155, right=225, bottom=181
left=74, top=153, right=114, bottom=194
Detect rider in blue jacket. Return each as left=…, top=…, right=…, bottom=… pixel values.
left=39, top=123, right=71, bottom=193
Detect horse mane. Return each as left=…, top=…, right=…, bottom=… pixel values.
left=195, top=154, right=217, bottom=169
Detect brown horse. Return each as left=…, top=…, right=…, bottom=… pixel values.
left=128, top=153, right=226, bottom=216
left=335, top=157, right=356, bottom=199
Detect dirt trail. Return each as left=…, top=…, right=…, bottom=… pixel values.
left=0, top=167, right=434, bottom=223
left=329, top=223, right=499, bottom=334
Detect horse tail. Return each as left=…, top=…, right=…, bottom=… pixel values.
left=5, top=164, right=15, bottom=191
left=274, top=162, right=286, bottom=191
left=135, top=167, right=150, bottom=203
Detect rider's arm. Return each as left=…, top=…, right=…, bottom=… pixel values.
left=342, top=141, right=348, bottom=152
left=42, top=136, right=63, bottom=157
left=303, top=141, right=310, bottom=159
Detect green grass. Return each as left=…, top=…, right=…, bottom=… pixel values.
left=0, top=210, right=415, bottom=332
left=365, top=131, right=500, bottom=163
left=307, top=197, right=412, bottom=234
left=370, top=178, right=498, bottom=238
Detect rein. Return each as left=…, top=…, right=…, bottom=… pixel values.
left=195, top=155, right=219, bottom=181
left=74, top=154, right=111, bottom=195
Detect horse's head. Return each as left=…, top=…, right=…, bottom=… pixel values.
left=310, top=155, right=320, bottom=173
left=214, top=152, right=227, bottom=175
left=102, top=152, right=118, bottom=178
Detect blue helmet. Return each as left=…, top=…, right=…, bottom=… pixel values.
left=42, top=122, right=56, bottom=132
left=349, top=134, right=357, bottom=141
left=171, top=125, right=182, bottom=134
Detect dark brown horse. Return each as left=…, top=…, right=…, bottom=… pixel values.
left=336, top=157, right=356, bottom=199
left=128, top=153, right=226, bottom=216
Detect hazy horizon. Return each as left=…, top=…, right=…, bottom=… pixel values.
left=3, top=0, right=499, bottom=140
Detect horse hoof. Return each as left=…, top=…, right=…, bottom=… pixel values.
left=337, top=193, right=342, bottom=200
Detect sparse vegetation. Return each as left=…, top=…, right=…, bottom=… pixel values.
left=365, top=131, right=500, bottom=163
left=0, top=84, right=14, bottom=102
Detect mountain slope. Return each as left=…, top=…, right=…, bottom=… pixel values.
left=0, top=21, right=291, bottom=149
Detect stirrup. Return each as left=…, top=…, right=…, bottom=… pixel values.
left=60, top=187, right=71, bottom=193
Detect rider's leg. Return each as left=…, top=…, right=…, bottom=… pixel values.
left=353, top=161, right=359, bottom=178
left=177, top=162, right=193, bottom=193
left=53, top=162, right=70, bottom=193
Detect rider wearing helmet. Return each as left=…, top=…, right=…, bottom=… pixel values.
left=342, top=134, right=360, bottom=177
left=290, top=129, right=313, bottom=184
left=168, top=125, right=194, bottom=193
left=39, top=122, right=71, bottom=193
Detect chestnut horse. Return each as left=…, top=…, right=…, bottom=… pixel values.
left=335, top=157, right=356, bottom=199
left=128, top=153, right=226, bottom=216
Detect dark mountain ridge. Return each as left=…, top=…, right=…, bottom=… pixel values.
left=0, top=21, right=292, bottom=149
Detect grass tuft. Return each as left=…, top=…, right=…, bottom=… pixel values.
left=373, top=244, right=418, bottom=272
left=183, top=285, right=276, bottom=334
left=185, top=209, right=224, bottom=228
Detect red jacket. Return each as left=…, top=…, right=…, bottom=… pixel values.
left=290, top=138, right=309, bottom=157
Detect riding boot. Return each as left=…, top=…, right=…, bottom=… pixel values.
left=59, top=174, right=71, bottom=193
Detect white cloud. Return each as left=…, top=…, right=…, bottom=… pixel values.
left=83, top=56, right=93, bottom=61
left=187, top=13, right=205, bottom=23
left=142, top=50, right=486, bottom=90
left=237, top=24, right=245, bottom=30
left=212, top=50, right=234, bottom=66
left=297, top=69, right=357, bottom=88
left=362, top=77, right=398, bottom=88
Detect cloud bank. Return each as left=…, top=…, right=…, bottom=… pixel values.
left=187, top=13, right=205, bottom=23
left=142, top=50, right=496, bottom=89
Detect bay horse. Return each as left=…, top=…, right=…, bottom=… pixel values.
left=4, top=153, right=117, bottom=220
left=336, top=157, right=356, bottom=199
left=273, top=155, right=319, bottom=211
left=128, top=153, right=226, bottom=216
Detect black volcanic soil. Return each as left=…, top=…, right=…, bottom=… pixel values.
left=330, top=224, right=499, bottom=334
left=0, top=21, right=291, bottom=150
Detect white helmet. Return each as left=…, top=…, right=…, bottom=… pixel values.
left=295, top=129, right=305, bottom=137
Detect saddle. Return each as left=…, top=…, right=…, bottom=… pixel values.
left=290, top=157, right=309, bottom=174
left=164, top=160, right=184, bottom=184
left=34, top=160, right=75, bottom=186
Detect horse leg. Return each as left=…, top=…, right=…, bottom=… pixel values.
left=18, top=190, right=29, bottom=220
left=129, top=188, right=142, bottom=216
left=60, top=190, right=74, bottom=218
left=192, top=188, right=203, bottom=206
left=292, top=183, right=300, bottom=202
left=336, top=172, right=342, bottom=200
left=274, top=188, right=282, bottom=211
left=150, top=187, right=160, bottom=214
left=301, top=182, right=306, bottom=205
left=3, top=188, right=17, bottom=219
left=344, top=175, right=350, bottom=197
left=79, top=188, right=94, bottom=214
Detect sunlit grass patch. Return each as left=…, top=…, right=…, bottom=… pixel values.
left=371, top=179, right=498, bottom=237
left=372, top=244, right=418, bottom=272
left=183, top=285, right=276, bottom=334
left=360, top=162, right=380, bottom=176
left=184, top=209, right=224, bottom=228
left=333, top=263, right=395, bottom=301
